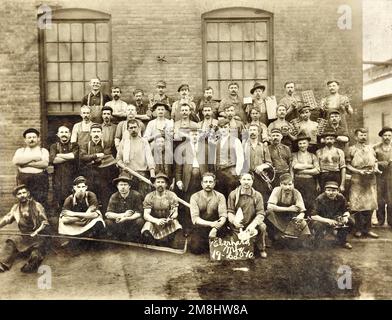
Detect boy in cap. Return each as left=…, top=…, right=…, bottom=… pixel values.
left=310, top=181, right=354, bottom=249
left=0, top=185, right=50, bottom=273
left=12, top=128, right=49, bottom=210
left=105, top=175, right=145, bottom=242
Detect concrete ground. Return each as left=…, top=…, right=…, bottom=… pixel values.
left=1, top=225, right=392, bottom=300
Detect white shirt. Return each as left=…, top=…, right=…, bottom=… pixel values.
left=191, top=142, right=199, bottom=168
left=12, top=146, right=49, bottom=174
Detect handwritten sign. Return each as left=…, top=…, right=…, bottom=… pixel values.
left=209, top=237, right=254, bottom=261
left=265, top=96, right=278, bottom=120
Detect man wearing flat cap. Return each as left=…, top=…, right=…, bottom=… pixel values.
left=171, top=84, right=198, bottom=122
left=12, top=128, right=49, bottom=210
left=320, top=80, right=353, bottom=131
left=310, top=181, right=354, bottom=249
left=278, top=81, right=303, bottom=123
left=374, top=127, right=392, bottom=227
left=148, top=80, right=172, bottom=119
left=105, top=175, right=145, bottom=242
left=316, top=131, right=346, bottom=192
left=0, top=184, right=50, bottom=273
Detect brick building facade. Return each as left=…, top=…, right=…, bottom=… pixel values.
left=0, top=0, right=363, bottom=210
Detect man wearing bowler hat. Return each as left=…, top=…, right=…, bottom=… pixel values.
left=12, top=128, right=49, bottom=210
left=105, top=175, right=145, bottom=242
left=310, top=181, right=354, bottom=249
left=374, top=127, right=392, bottom=227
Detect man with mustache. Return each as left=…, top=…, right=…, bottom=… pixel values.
left=346, top=128, right=380, bottom=239
left=316, top=131, right=346, bottom=192
left=374, top=127, right=392, bottom=227
left=268, top=128, right=293, bottom=188
left=278, top=82, right=303, bottom=122
left=49, top=126, right=79, bottom=210
left=81, top=77, right=111, bottom=124
left=227, top=173, right=268, bottom=258
left=0, top=185, right=49, bottom=273
left=197, top=86, right=219, bottom=120
left=132, top=89, right=152, bottom=125
left=268, top=105, right=296, bottom=149
left=117, top=120, right=155, bottom=198
left=320, top=80, right=353, bottom=131
left=197, top=104, right=219, bottom=138
left=173, top=103, right=198, bottom=141
left=101, top=106, right=117, bottom=154
left=224, top=105, right=246, bottom=140
left=105, top=86, right=128, bottom=124
left=318, top=110, right=350, bottom=151
left=71, top=105, right=97, bottom=148
left=12, top=128, right=49, bottom=210
left=218, top=82, right=247, bottom=123
left=148, top=80, right=172, bottom=119
left=79, top=124, right=118, bottom=211
left=189, top=172, right=228, bottom=254
left=171, top=84, right=198, bottom=122
left=248, top=82, right=268, bottom=125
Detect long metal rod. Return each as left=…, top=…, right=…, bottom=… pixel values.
left=0, top=230, right=187, bottom=255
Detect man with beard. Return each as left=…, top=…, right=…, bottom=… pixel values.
left=292, top=133, right=320, bottom=214
left=219, top=82, right=247, bottom=123
left=117, top=120, right=156, bottom=198
left=268, top=128, right=293, bottom=188
left=318, top=110, right=350, bottom=151
left=197, top=104, right=219, bottom=138
left=320, top=80, right=353, bottom=131
left=278, top=82, right=303, bottom=122
left=310, top=181, right=354, bottom=249
left=248, top=82, right=268, bottom=124
left=79, top=124, right=118, bottom=211
left=149, top=80, right=172, bottom=119
left=242, top=123, right=273, bottom=205
left=197, top=86, right=219, bottom=120
left=114, top=104, right=145, bottom=150
left=101, top=106, right=117, bottom=153
left=171, top=84, right=198, bottom=122
left=105, top=86, right=128, bottom=124
left=268, top=105, right=296, bottom=149
left=189, top=172, right=227, bottom=254
left=105, top=175, right=145, bottom=242
left=132, top=89, right=152, bottom=125
left=12, top=128, right=49, bottom=210
left=71, top=105, right=97, bottom=148
left=49, top=126, right=79, bottom=209
left=81, top=77, right=111, bottom=123
left=173, top=103, right=198, bottom=141
left=213, top=119, right=244, bottom=198
left=58, top=176, right=105, bottom=240
left=227, top=173, right=268, bottom=258
left=0, top=185, right=50, bottom=273
left=346, top=128, right=380, bottom=239
left=290, top=105, right=319, bottom=153
left=374, top=127, right=392, bottom=227
left=316, top=131, right=346, bottom=192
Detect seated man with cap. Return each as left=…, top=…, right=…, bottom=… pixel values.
left=105, top=175, right=145, bottom=242
left=0, top=184, right=50, bottom=273
left=189, top=172, right=228, bottom=254
left=144, top=102, right=174, bottom=143
left=171, top=84, right=198, bottom=122
left=58, top=176, right=105, bottom=240
left=309, top=181, right=354, bottom=249
left=266, top=173, right=311, bottom=242
left=227, top=173, right=268, bottom=258
left=12, top=128, right=49, bottom=210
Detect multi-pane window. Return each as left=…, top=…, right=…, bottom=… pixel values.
left=42, top=9, right=111, bottom=115
left=203, top=9, right=273, bottom=99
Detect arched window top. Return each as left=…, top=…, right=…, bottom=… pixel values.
left=50, top=8, right=111, bottom=20
left=203, top=7, right=272, bottom=20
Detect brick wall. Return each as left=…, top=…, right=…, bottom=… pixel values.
left=0, top=0, right=363, bottom=212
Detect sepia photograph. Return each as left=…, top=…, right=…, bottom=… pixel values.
left=0, top=0, right=391, bottom=304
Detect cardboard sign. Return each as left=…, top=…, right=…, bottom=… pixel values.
left=265, top=96, right=278, bottom=120
left=209, top=237, right=254, bottom=261
left=243, top=96, right=253, bottom=104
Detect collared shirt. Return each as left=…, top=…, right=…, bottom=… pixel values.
left=12, top=146, right=49, bottom=174
left=268, top=143, right=292, bottom=173
left=117, top=136, right=155, bottom=172
left=190, top=190, right=227, bottom=223
left=171, top=99, right=198, bottom=122
left=197, top=99, right=220, bottom=119
left=144, top=118, right=174, bottom=142
left=190, top=142, right=200, bottom=168
left=102, top=122, right=117, bottom=149
left=311, top=193, right=349, bottom=219
left=316, top=146, right=346, bottom=172
left=216, top=135, right=244, bottom=174
left=227, top=187, right=265, bottom=227
left=115, top=119, right=145, bottom=141
left=81, top=91, right=111, bottom=123
left=79, top=139, right=112, bottom=166
left=243, top=139, right=272, bottom=172
left=244, top=121, right=269, bottom=143
left=106, top=190, right=143, bottom=214
left=134, top=101, right=150, bottom=116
